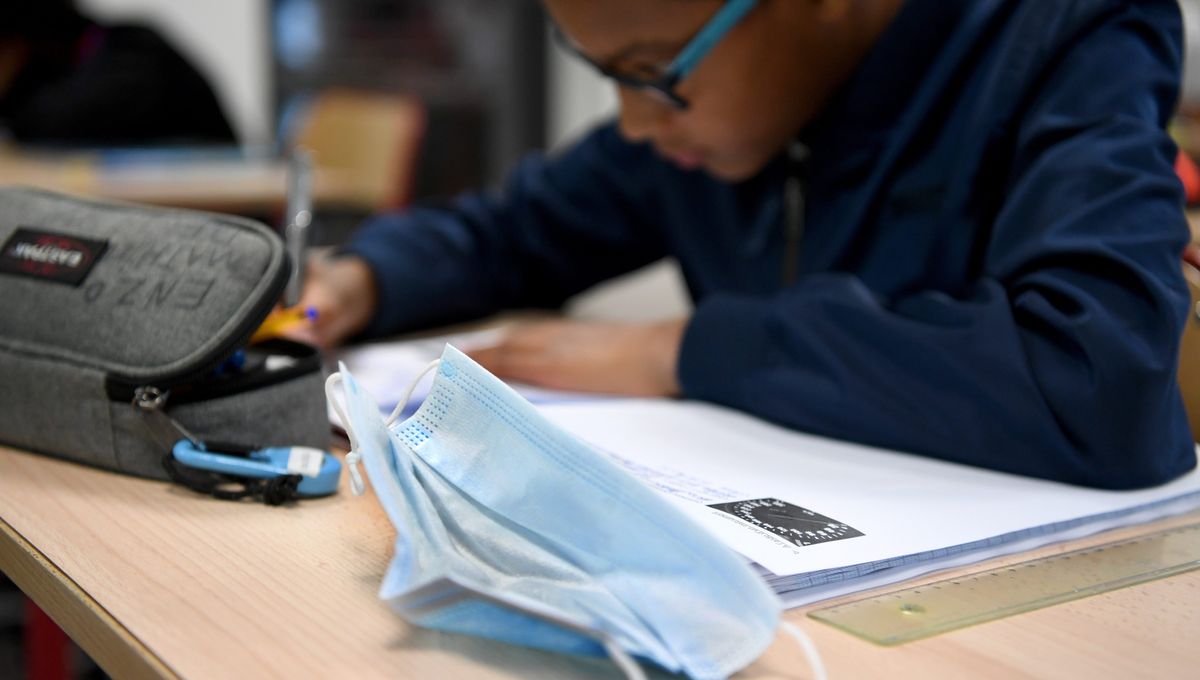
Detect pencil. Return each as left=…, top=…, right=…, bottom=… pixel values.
left=249, top=306, right=318, bottom=345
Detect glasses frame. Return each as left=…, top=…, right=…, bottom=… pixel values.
left=554, top=0, right=760, bottom=110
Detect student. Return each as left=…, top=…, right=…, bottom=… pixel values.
left=296, top=0, right=1196, bottom=490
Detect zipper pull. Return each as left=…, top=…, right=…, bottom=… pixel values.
left=132, top=386, right=202, bottom=451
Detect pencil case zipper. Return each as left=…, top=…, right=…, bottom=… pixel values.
left=103, top=249, right=293, bottom=403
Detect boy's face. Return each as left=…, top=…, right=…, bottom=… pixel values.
left=544, top=0, right=879, bottom=182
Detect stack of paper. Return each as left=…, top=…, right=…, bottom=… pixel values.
left=540, top=399, right=1200, bottom=607
left=336, top=338, right=1200, bottom=608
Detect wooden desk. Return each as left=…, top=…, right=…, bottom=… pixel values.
left=1, top=444, right=1198, bottom=679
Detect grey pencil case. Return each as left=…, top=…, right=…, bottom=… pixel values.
left=0, top=186, right=330, bottom=480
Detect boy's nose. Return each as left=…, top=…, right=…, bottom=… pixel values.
left=616, top=87, right=675, bottom=143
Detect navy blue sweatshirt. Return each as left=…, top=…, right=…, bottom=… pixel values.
left=343, top=0, right=1196, bottom=489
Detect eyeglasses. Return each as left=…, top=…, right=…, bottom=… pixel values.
left=554, top=0, right=760, bottom=110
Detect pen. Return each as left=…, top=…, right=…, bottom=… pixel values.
left=249, top=306, right=318, bottom=345
left=283, top=148, right=314, bottom=308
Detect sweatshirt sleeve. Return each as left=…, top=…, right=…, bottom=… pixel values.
left=341, top=125, right=668, bottom=337
left=678, top=2, right=1196, bottom=489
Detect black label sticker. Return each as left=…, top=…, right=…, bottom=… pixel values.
left=709, top=498, right=864, bottom=547
left=0, top=227, right=109, bottom=286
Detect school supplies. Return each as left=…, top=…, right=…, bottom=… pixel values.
left=0, top=187, right=332, bottom=492
left=167, top=439, right=340, bottom=502
left=249, top=305, right=318, bottom=345
left=282, top=149, right=313, bottom=308
left=540, top=399, right=1200, bottom=607
left=328, top=328, right=603, bottom=425
left=330, top=336, right=1200, bottom=605
left=808, top=522, right=1200, bottom=644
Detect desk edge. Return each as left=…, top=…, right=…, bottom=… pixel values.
left=0, top=517, right=178, bottom=680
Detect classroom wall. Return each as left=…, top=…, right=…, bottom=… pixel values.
left=1182, top=0, right=1200, bottom=105
left=544, top=31, right=618, bottom=148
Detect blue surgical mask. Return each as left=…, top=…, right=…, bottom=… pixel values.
left=326, top=345, right=800, bottom=679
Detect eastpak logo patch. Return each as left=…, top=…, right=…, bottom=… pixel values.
left=0, top=227, right=109, bottom=286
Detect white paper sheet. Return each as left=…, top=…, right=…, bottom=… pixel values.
left=330, top=333, right=607, bottom=425
left=539, top=400, right=1200, bottom=589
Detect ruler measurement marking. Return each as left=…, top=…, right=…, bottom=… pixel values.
left=808, top=524, right=1200, bottom=645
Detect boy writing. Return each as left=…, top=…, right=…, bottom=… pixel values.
left=297, top=0, right=1195, bottom=489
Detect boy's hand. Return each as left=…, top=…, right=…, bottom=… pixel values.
left=280, top=255, right=377, bottom=349
left=1185, top=244, right=1200, bottom=272
left=468, top=318, right=688, bottom=397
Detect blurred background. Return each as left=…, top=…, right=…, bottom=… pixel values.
left=0, top=0, right=693, bottom=323
left=0, top=0, right=617, bottom=227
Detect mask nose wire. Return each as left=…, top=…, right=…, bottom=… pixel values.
left=324, top=359, right=443, bottom=496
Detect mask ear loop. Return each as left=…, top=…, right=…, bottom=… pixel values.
left=780, top=621, right=827, bottom=680
left=602, top=624, right=821, bottom=680
left=324, top=373, right=365, bottom=495
left=386, top=359, right=441, bottom=426
left=325, top=359, right=443, bottom=496
left=601, top=638, right=647, bottom=680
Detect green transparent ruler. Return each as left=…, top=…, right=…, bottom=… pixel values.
left=808, top=522, right=1200, bottom=645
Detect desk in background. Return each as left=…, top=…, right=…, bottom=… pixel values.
left=0, top=90, right=425, bottom=218
left=0, top=149, right=366, bottom=217
left=1, top=444, right=1198, bottom=679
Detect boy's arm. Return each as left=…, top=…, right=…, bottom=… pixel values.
left=337, top=125, right=669, bottom=339
left=680, top=2, right=1193, bottom=489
